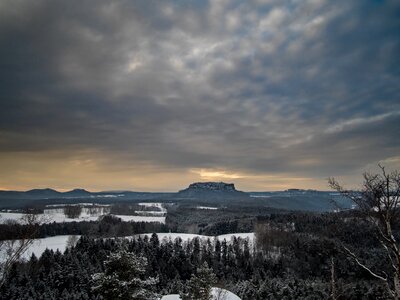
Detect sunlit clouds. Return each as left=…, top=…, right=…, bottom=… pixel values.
left=191, top=169, right=245, bottom=180
left=0, top=0, right=399, bottom=191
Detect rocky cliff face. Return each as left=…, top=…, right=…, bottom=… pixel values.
left=183, top=182, right=237, bottom=192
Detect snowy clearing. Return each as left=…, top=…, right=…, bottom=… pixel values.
left=196, top=206, right=219, bottom=210
left=45, top=203, right=111, bottom=207
left=117, top=215, right=165, bottom=223
left=0, top=211, right=165, bottom=224
left=160, top=288, right=241, bottom=300
left=43, top=206, right=110, bottom=216
left=0, top=235, right=79, bottom=262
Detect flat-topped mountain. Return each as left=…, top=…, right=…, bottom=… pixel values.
left=176, top=182, right=248, bottom=200
left=182, top=182, right=237, bottom=192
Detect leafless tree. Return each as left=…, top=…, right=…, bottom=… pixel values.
left=63, top=205, right=82, bottom=219
left=87, top=206, right=101, bottom=216
left=329, top=164, right=400, bottom=299
left=330, top=256, right=338, bottom=300
left=0, top=212, right=47, bottom=287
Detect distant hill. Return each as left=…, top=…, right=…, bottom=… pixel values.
left=0, top=188, right=172, bottom=209
left=248, top=190, right=354, bottom=212
left=0, top=184, right=354, bottom=212
left=0, top=188, right=92, bottom=200
left=0, top=188, right=61, bottom=200
left=62, top=189, right=92, bottom=198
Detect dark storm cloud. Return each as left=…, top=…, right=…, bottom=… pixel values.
left=0, top=0, right=399, bottom=181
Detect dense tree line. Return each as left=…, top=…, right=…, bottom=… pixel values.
left=0, top=216, right=167, bottom=240
left=166, top=205, right=284, bottom=234
left=0, top=226, right=391, bottom=299
left=1, top=201, right=398, bottom=299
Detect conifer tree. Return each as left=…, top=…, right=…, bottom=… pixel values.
left=92, top=250, right=158, bottom=300
left=181, top=262, right=217, bottom=300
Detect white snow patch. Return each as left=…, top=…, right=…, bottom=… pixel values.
left=196, top=206, right=219, bottom=210
left=45, top=203, right=111, bottom=207
left=0, top=235, right=80, bottom=262
left=91, top=194, right=125, bottom=198
left=160, top=288, right=241, bottom=300
left=0, top=212, right=27, bottom=223
left=0, top=211, right=165, bottom=224
left=117, top=215, right=165, bottom=223
left=161, top=295, right=180, bottom=300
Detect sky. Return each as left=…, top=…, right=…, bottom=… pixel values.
left=0, top=0, right=399, bottom=192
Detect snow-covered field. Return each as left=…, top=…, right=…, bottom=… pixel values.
left=0, top=211, right=165, bottom=224
left=0, top=235, right=79, bottom=262
left=196, top=206, right=219, bottom=210
left=45, top=203, right=111, bottom=208
left=161, top=288, right=241, bottom=300
left=139, top=232, right=254, bottom=245
left=117, top=215, right=165, bottom=223
left=43, top=206, right=110, bottom=216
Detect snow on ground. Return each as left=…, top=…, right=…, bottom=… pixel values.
left=0, top=212, right=27, bottom=223
left=0, top=211, right=165, bottom=224
left=44, top=207, right=110, bottom=216
left=196, top=206, right=219, bottom=210
left=0, top=235, right=80, bottom=262
left=117, top=215, right=165, bottom=223
left=160, top=288, right=241, bottom=300
left=45, top=203, right=111, bottom=207
left=161, top=295, right=181, bottom=300
left=140, top=232, right=254, bottom=245
left=0, top=211, right=101, bottom=223
left=212, top=288, right=241, bottom=300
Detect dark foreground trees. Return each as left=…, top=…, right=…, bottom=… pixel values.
left=92, top=250, right=158, bottom=300
left=0, top=213, right=44, bottom=288
left=181, top=262, right=217, bottom=300
left=329, top=165, right=400, bottom=299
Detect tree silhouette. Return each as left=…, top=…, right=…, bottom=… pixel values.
left=329, top=165, right=400, bottom=299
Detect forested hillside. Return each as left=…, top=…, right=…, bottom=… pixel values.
left=0, top=211, right=393, bottom=299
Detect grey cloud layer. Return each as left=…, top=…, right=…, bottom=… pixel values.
left=0, top=0, right=399, bottom=178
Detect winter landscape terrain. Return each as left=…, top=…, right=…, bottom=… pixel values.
left=0, top=0, right=399, bottom=298
left=1, top=180, right=399, bottom=299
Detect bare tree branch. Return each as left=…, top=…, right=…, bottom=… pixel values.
left=330, top=165, right=400, bottom=299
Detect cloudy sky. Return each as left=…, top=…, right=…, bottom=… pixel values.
left=0, top=0, right=399, bottom=192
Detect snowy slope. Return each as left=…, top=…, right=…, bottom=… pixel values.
left=0, top=211, right=165, bottom=224
left=196, top=206, right=219, bottom=210
left=0, top=235, right=80, bottom=262
left=160, top=288, right=241, bottom=300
